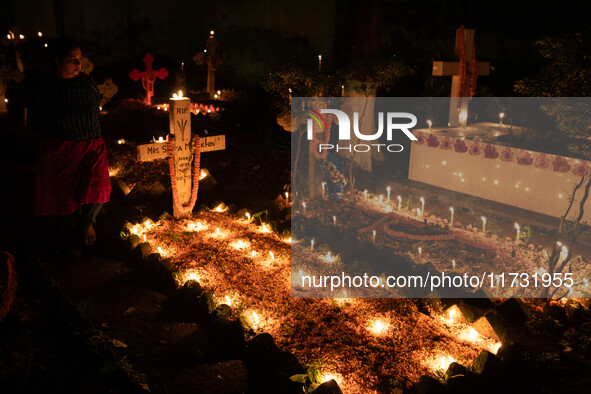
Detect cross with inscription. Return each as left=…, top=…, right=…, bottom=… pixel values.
left=129, top=53, right=169, bottom=106
left=136, top=93, right=226, bottom=219
left=432, top=26, right=490, bottom=127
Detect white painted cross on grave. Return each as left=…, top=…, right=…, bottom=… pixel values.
left=432, top=26, right=490, bottom=127
left=136, top=92, right=225, bottom=219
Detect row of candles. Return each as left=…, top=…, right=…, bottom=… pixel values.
left=303, top=186, right=571, bottom=265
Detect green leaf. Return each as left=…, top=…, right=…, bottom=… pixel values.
left=289, top=374, right=308, bottom=384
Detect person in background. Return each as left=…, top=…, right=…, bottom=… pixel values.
left=28, top=37, right=111, bottom=254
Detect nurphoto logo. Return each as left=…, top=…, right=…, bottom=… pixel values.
left=304, top=108, right=417, bottom=153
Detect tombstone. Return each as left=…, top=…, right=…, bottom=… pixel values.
left=432, top=26, right=490, bottom=127
left=97, top=78, right=119, bottom=107
left=129, top=53, right=169, bottom=106
left=193, top=31, right=223, bottom=98
left=136, top=93, right=225, bottom=218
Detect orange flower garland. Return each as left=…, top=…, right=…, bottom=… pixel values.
left=167, top=135, right=201, bottom=215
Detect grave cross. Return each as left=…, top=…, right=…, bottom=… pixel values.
left=136, top=95, right=226, bottom=219
left=129, top=53, right=169, bottom=106
left=432, top=26, right=490, bottom=127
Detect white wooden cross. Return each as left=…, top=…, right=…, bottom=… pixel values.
left=433, top=26, right=490, bottom=127
left=136, top=94, right=225, bottom=219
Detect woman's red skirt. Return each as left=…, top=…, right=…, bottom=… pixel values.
left=35, top=138, right=111, bottom=216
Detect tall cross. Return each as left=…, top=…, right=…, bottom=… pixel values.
left=432, top=26, right=490, bottom=127
left=129, top=53, right=169, bottom=106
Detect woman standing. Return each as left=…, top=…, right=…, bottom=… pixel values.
left=28, top=37, right=111, bottom=253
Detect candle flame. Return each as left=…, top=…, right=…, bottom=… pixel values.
left=515, top=223, right=520, bottom=231
left=188, top=273, right=199, bottom=281
left=269, top=251, right=275, bottom=259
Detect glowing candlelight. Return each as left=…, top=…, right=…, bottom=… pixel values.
left=435, top=355, right=456, bottom=372
left=38, top=31, right=43, bottom=37
left=288, top=88, right=292, bottom=104
left=188, top=273, right=199, bottom=281
left=216, top=227, right=220, bottom=235
left=499, top=112, right=505, bottom=126
left=364, top=190, right=368, bottom=200
left=302, top=202, right=306, bottom=214
left=368, top=319, right=388, bottom=335
left=397, top=195, right=402, bottom=211
left=417, top=208, right=421, bottom=218
left=341, top=85, right=345, bottom=96
left=379, top=195, right=383, bottom=203
left=269, top=251, right=275, bottom=260
left=420, top=197, right=425, bottom=216
left=246, top=212, right=251, bottom=221
left=158, top=246, right=164, bottom=254
left=310, top=238, right=315, bottom=251
left=459, top=110, right=467, bottom=123
left=481, top=216, right=487, bottom=234
left=387, top=186, right=391, bottom=202
left=372, top=230, right=376, bottom=244
left=427, top=119, right=432, bottom=131
left=143, top=234, right=147, bottom=242
left=333, top=215, right=336, bottom=226
left=285, top=192, right=289, bottom=203
left=452, top=259, right=456, bottom=270
left=558, top=245, right=568, bottom=265
left=251, top=250, right=256, bottom=257
left=322, top=182, right=326, bottom=199
left=449, top=207, right=454, bottom=227
left=318, top=54, right=322, bottom=72
left=515, top=223, right=520, bottom=242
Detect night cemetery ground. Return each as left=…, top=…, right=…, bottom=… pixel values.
left=2, top=98, right=591, bottom=394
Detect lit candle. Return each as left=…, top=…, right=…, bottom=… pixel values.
left=427, top=119, right=432, bottom=131
left=318, top=55, right=322, bottom=72
left=418, top=247, right=422, bottom=262
left=452, top=259, right=456, bottom=270
left=420, top=197, right=425, bottom=217
left=557, top=244, right=568, bottom=265
left=481, top=216, right=486, bottom=234
left=333, top=215, right=336, bottom=226
left=379, top=195, right=383, bottom=203
left=302, top=202, right=306, bottom=214
left=397, top=195, right=402, bottom=211
left=269, top=251, right=275, bottom=260
left=311, top=238, right=315, bottom=251
left=288, top=88, right=292, bottom=104
left=341, top=85, right=345, bottom=96
left=322, top=182, right=326, bottom=199
left=417, top=208, right=421, bottom=218
left=387, top=186, right=391, bottom=202
left=449, top=207, right=454, bottom=227
left=246, top=212, right=251, bottom=221
left=364, top=190, right=368, bottom=200
left=372, top=230, right=376, bottom=244
left=285, top=192, right=289, bottom=204
left=499, top=112, right=505, bottom=126
left=515, top=223, right=520, bottom=242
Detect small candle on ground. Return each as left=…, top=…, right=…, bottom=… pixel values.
left=450, top=207, right=454, bottom=227
left=372, top=230, right=376, bottom=244
left=481, top=216, right=487, bottom=234
left=420, top=197, right=425, bottom=216
left=387, top=186, right=391, bottom=202
left=515, top=223, right=520, bottom=242
left=397, top=195, right=402, bottom=211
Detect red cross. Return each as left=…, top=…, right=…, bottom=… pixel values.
left=129, top=53, right=168, bottom=105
